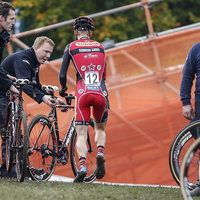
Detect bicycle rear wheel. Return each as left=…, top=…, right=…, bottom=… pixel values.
left=28, top=114, right=57, bottom=181
left=70, top=119, right=97, bottom=183
left=180, top=137, right=200, bottom=200
left=15, top=110, right=28, bottom=182
left=169, top=120, right=200, bottom=187
left=5, top=103, right=14, bottom=173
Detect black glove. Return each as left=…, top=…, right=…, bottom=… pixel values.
left=59, top=86, right=68, bottom=97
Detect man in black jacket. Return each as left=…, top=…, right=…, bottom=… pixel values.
left=0, top=1, right=16, bottom=178
left=0, top=36, right=65, bottom=178
left=1, top=36, right=63, bottom=105
left=0, top=2, right=15, bottom=62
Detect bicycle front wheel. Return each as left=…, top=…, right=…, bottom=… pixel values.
left=169, top=120, right=200, bottom=186
left=180, top=137, right=200, bottom=200
left=70, top=119, right=97, bottom=183
left=15, top=110, right=28, bottom=182
left=28, top=114, right=57, bottom=181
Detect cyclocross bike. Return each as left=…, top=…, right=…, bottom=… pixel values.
left=27, top=85, right=97, bottom=182
left=180, top=137, right=200, bottom=200
left=169, top=119, right=200, bottom=189
left=3, top=78, right=31, bottom=182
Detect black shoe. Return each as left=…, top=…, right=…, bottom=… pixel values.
left=0, top=162, right=16, bottom=178
left=73, top=166, right=87, bottom=183
left=96, top=154, right=105, bottom=179
left=29, top=165, right=45, bottom=176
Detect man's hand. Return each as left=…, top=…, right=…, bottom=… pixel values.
left=7, top=74, right=17, bottom=81
left=9, top=85, right=19, bottom=101
left=55, top=98, right=66, bottom=105
left=182, top=104, right=194, bottom=120
left=59, top=86, right=68, bottom=97
left=43, top=95, right=56, bottom=108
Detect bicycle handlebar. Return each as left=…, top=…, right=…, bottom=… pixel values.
left=41, top=85, right=75, bottom=107
left=65, top=95, right=75, bottom=100
left=41, top=85, right=59, bottom=93
left=13, top=78, right=37, bottom=99
left=56, top=94, right=75, bottom=112
left=14, top=78, right=30, bottom=86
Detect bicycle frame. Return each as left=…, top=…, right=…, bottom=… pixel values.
left=45, top=103, right=76, bottom=152
left=6, top=85, right=24, bottom=140
left=30, top=95, right=76, bottom=159
left=5, top=78, right=30, bottom=182
left=62, top=116, right=75, bottom=149
left=12, top=84, right=25, bottom=145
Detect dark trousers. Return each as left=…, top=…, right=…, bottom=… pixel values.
left=0, top=96, right=9, bottom=162
left=0, top=96, right=16, bottom=177
left=190, top=102, right=200, bottom=139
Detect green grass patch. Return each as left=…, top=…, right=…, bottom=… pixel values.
left=0, top=178, right=196, bottom=200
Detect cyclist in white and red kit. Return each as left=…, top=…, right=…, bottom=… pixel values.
left=59, top=16, right=109, bottom=182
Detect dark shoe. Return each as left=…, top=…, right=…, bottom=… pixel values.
left=73, top=166, right=87, bottom=183
left=29, top=165, right=45, bottom=176
left=96, top=154, right=105, bottom=179
left=0, top=162, right=16, bottom=178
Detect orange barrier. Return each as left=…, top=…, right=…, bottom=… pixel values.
left=2, top=26, right=200, bottom=185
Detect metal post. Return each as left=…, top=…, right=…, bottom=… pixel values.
left=6, top=42, right=13, bottom=55
left=12, top=0, right=163, bottom=38
left=142, top=0, right=155, bottom=36
left=10, top=36, right=29, bottom=49
left=142, top=0, right=167, bottom=98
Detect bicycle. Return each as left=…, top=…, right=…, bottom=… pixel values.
left=169, top=120, right=200, bottom=189
left=3, top=78, right=31, bottom=182
left=27, top=85, right=97, bottom=182
left=180, top=137, right=200, bottom=200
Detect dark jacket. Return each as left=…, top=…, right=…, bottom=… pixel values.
left=0, top=48, right=47, bottom=103
left=0, top=68, right=12, bottom=92
left=0, top=30, right=12, bottom=92
left=0, top=30, right=10, bottom=63
left=180, top=42, right=200, bottom=106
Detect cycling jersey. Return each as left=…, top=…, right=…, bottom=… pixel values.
left=59, top=38, right=109, bottom=125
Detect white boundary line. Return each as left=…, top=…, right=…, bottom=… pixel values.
left=49, top=175, right=180, bottom=188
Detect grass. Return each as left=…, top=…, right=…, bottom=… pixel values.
left=0, top=178, right=195, bottom=200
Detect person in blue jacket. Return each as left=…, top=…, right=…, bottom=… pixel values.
left=180, top=43, right=200, bottom=121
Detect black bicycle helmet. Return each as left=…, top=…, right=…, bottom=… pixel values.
left=73, top=16, right=95, bottom=31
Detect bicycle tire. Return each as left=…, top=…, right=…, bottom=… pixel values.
left=70, top=119, right=97, bottom=183
left=5, top=103, right=14, bottom=173
left=169, top=120, right=200, bottom=186
left=180, top=137, right=200, bottom=200
left=28, top=114, right=57, bottom=181
left=15, top=110, right=28, bottom=182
